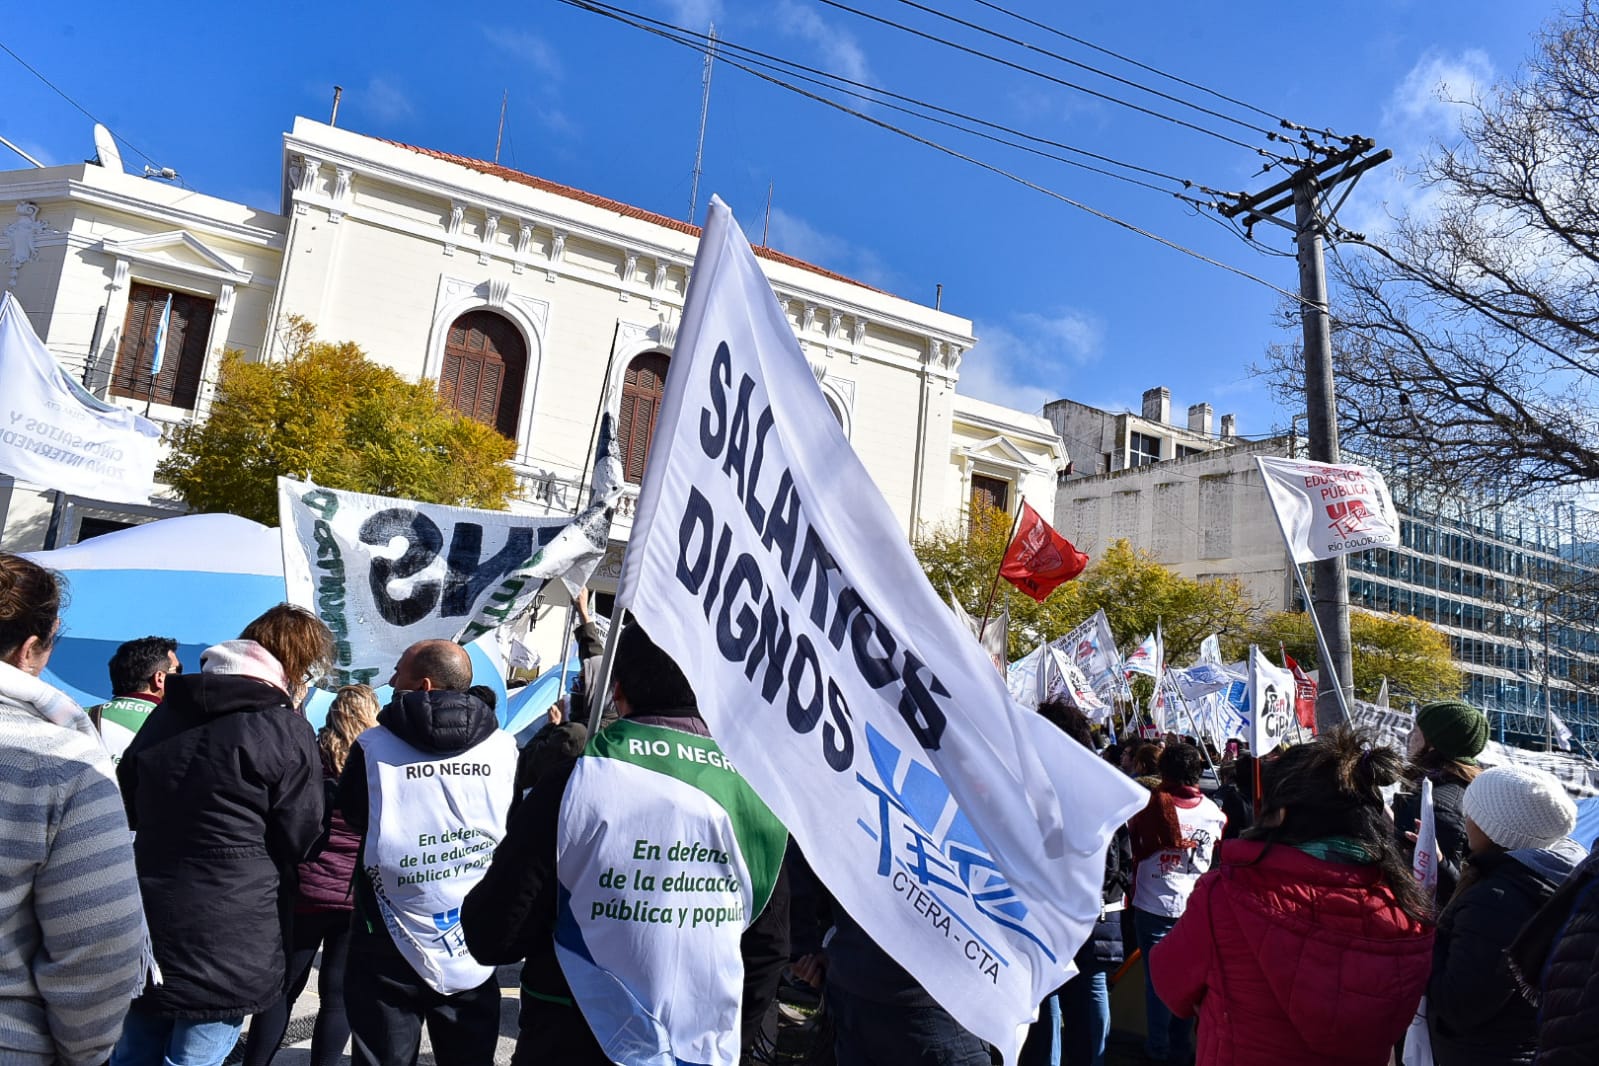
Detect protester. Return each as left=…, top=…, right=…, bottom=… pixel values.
left=113, top=604, right=331, bottom=1066
left=91, top=635, right=180, bottom=762
left=1126, top=741, right=1163, bottom=785
left=1428, top=764, right=1582, bottom=1066
left=1211, top=753, right=1256, bottom=839
left=1127, top=743, right=1225, bottom=1064
left=462, top=621, right=790, bottom=1066
left=0, top=553, right=145, bottom=1066
left=338, top=640, right=516, bottom=1066
left=243, top=684, right=381, bottom=1066
left=1508, top=849, right=1599, bottom=1066
left=1020, top=698, right=1133, bottom=1066
left=511, top=691, right=587, bottom=811
left=1393, top=699, right=1489, bottom=906
left=1148, top=729, right=1435, bottom=1065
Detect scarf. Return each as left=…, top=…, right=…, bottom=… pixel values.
left=1294, top=835, right=1375, bottom=865
left=201, top=639, right=290, bottom=693
left=0, top=657, right=101, bottom=744
left=1130, top=783, right=1203, bottom=861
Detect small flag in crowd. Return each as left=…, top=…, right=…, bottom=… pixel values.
left=150, top=293, right=172, bottom=378
left=999, top=502, right=1088, bottom=602
left=1413, top=778, right=1438, bottom=896
left=1284, top=653, right=1318, bottom=733
left=1376, top=675, right=1391, bottom=710
left=1256, top=456, right=1401, bottom=563
left=1124, top=632, right=1161, bottom=679
left=1247, top=645, right=1296, bottom=754
left=1551, top=709, right=1574, bottom=752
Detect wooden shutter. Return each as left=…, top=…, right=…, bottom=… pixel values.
left=439, top=310, right=527, bottom=439
left=617, top=352, right=669, bottom=483
left=110, top=284, right=214, bottom=408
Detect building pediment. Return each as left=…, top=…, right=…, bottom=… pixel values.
left=95, top=230, right=253, bottom=285
left=958, top=434, right=1043, bottom=472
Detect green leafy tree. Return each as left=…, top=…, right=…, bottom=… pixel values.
left=160, top=318, right=517, bottom=524
left=1248, top=609, right=1464, bottom=704
left=914, top=502, right=1259, bottom=662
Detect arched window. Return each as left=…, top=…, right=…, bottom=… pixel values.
left=438, top=310, right=527, bottom=439
left=617, top=351, right=670, bottom=483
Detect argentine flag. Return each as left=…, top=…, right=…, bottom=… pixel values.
left=149, top=294, right=172, bottom=377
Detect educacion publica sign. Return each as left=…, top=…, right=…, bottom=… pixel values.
left=279, top=478, right=607, bottom=685
left=617, top=197, right=1146, bottom=1060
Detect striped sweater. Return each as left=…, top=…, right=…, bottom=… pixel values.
left=0, top=697, right=145, bottom=1066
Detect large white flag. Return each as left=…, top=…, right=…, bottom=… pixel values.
left=279, top=464, right=618, bottom=686
left=1056, top=609, right=1123, bottom=703
left=617, top=198, right=1145, bottom=1059
left=0, top=291, right=161, bottom=504
left=1256, top=455, right=1401, bottom=563
left=1247, top=645, right=1296, bottom=753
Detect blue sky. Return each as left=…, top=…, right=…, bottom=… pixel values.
left=2, top=1, right=1558, bottom=438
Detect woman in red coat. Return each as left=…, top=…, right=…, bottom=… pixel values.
left=1148, top=729, right=1435, bottom=1066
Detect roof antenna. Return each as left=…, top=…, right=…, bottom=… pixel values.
left=330, top=85, right=344, bottom=127
left=495, top=90, right=508, bottom=164
left=688, top=22, right=717, bottom=224
left=762, top=181, right=774, bottom=247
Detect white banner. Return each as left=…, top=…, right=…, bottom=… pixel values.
left=0, top=291, right=160, bottom=504
left=279, top=477, right=611, bottom=686
left=1256, top=456, right=1401, bottom=563
left=616, top=198, right=1146, bottom=1059
left=1049, top=647, right=1109, bottom=721
left=1056, top=609, right=1123, bottom=704
left=1413, top=778, right=1438, bottom=897
left=1247, top=645, right=1296, bottom=753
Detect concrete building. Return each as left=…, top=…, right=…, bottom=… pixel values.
left=0, top=117, right=1064, bottom=655
left=1045, top=386, right=1238, bottom=479
left=1052, top=403, right=1599, bottom=751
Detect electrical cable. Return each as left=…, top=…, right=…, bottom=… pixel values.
left=808, top=0, right=1294, bottom=160
left=0, top=39, right=161, bottom=168
left=562, top=0, right=1203, bottom=193
left=878, top=0, right=1283, bottom=141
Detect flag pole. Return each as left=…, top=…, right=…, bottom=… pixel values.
left=976, top=498, right=1026, bottom=641
left=1260, top=475, right=1354, bottom=724
left=1164, top=673, right=1219, bottom=780
left=585, top=603, right=628, bottom=734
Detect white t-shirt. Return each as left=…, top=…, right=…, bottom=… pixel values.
left=1133, top=795, right=1227, bottom=918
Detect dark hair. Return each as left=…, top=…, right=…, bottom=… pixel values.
left=1233, top=752, right=1258, bottom=803
left=1411, top=747, right=1482, bottom=787
left=1248, top=727, right=1432, bottom=924
left=406, top=640, right=474, bottom=692
left=1102, top=743, right=1124, bottom=767
left=1159, top=742, right=1205, bottom=787
left=108, top=636, right=179, bottom=696
left=1037, top=696, right=1093, bottom=749
left=614, top=621, right=696, bottom=713
left=0, top=554, right=63, bottom=663
left=240, top=604, right=334, bottom=691
left=468, top=684, right=498, bottom=711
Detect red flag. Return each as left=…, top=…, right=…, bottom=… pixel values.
left=1284, top=653, right=1318, bottom=733
left=998, top=502, right=1088, bottom=602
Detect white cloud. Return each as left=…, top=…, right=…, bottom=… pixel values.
left=956, top=309, right=1108, bottom=415
left=483, top=28, right=564, bottom=82
left=764, top=207, right=896, bottom=289
left=775, top=0, right=873, bottom=85
left=8, top=140, right=58, bottom=167
left=656, top=0, right=722, bottom=28
left=360, top=76, right=415, bottom=124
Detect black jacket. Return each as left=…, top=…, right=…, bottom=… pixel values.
left=1508, top=850, right=1599, bottom=1066
left=461, top=707, right=790, bottom=1064
left=1394, top=776, right=1471, bottom=906
left=1078, top=825, right=1134, bottom=970
left=118, top=672, right=323, bottom=1018
left=338, top=688, right=502, bottom=925
left=1429, top=842, right=1585, bottom=1066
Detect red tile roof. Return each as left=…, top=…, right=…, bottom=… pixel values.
left=384, top=140, right=882, bottom=293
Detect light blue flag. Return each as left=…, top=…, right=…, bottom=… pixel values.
left=149, top=294, right=172, bottom=377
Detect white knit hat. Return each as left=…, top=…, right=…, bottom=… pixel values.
left=1463, top=765, right=1577, bottom=851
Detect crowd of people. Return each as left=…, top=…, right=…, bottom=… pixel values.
left=2, top=547, right=1598, bottom=1066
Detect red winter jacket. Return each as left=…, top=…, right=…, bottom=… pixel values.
left=1149, top=838, right=1434, bottom=1066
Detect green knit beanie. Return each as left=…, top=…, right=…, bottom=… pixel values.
left=1416, top=700, right=1489, bottom=763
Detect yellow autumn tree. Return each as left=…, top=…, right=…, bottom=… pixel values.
left=1248, top=609, right=1463, bottom=703
left=159, top=318, right=517, bottom=524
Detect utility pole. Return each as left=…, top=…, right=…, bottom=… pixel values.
left=495, top=90, right=508, bottom=164
left=1216, top=137, right=1391, bottom=731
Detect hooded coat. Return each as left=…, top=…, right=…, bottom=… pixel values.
left=1429, top=839, right=1586, bottom=1066
left=117, top=671, right=323, bottom=1018
left=1149, top=838, right=1434, bottom=1066
left=1508, top=850, right=1599, bottom=1066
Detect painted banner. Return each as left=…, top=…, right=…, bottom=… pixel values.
left=1124, top=632, right=1161, bottom=679
left=0, top=291, right=161, bottom=504
left=1057, top=609, right=1123, bottom=705
left=1049, top=647, right=1109, bottom=721
left=1256, top=455, right=1401, bottom=563
left=279, top=476, right=612, bottom=686
left=555, top=719, right=787, bottom=1065
left=616, top=197, right=1146, bottom=1059
left=1247, top=645, right=1296, bottom=753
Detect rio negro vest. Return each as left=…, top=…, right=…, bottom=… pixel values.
left=359, top=725, right=517, bottom=994
left=556, top=719, right=787, bottom=1066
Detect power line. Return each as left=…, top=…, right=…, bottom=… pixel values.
left=878, top=0, right=1286, bottom=142
left=560, top=2, right=1213, bottom=203
left=0, top=39, right=160, bottom=168
left=564, top=0, right=1205, bottom=194
left=563, top=0, right=1315, bottom=308
left=809, top=0, right=1295, bottom=161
